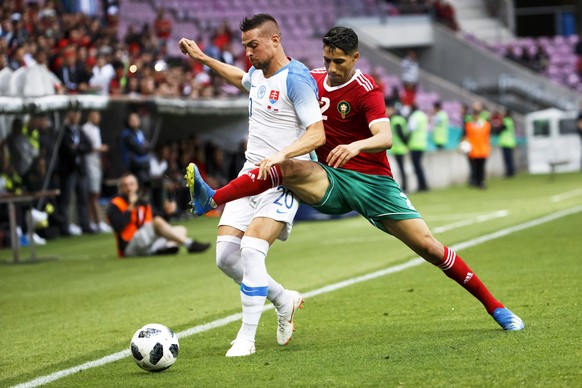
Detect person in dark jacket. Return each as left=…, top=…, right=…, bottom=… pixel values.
left=57, top=109, right=93, bottom=235
left=120, top=112, right=151, bottom=187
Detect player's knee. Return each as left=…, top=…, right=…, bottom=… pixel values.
left=422, top=238, right=444, bottom=264
left=216, top=240, right=243, bottom=283
left=279, top=160, right=298, bottom=179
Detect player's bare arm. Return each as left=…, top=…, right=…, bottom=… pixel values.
left=327, top=120, right=392, bottom=168
left=179, top=38, right=246, bottom=91
left=256, top=120, right=325, bottom=179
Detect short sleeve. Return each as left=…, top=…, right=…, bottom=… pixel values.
left=360, top=86, right=389, bottom=128
left=241, top=67, right=256, bottom=91
left=287, top=65, right=322, bottom=128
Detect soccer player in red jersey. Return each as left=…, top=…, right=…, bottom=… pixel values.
left=187, top=26, right=524, bottom=331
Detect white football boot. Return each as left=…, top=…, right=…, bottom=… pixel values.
left=225, top=338, right=256, bottom=357
left=276, top=290, right=304, bottom=346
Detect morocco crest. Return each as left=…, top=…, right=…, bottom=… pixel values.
left=337, top=101, right=351, bottom=119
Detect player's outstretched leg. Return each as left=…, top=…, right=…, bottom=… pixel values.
left=437, top=246, right=525, bottom=331
left=492, top=307, right=524, bottom=331
left=184, top=163, right=216, bottom=216
left=276, top=290, right=304, bottom=346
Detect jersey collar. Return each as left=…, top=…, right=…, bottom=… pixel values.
left=323, top=69, right=362, bottom=92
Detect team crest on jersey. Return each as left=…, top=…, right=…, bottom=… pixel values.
left=257, top=85, right=266, bottom=99
left=337, top=101, right=351, bottom=119
left=269, top=90, right=280, bottom=104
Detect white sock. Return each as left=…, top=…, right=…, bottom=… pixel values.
left=217, top=236, right=285, bottom=305
left=268, top=280, right=287, bottom=309
left=216, top=235, right=243, bottom=284
left=238, top=236, right=269, bottom=341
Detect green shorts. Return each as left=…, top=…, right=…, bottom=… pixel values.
left=311, top=163, right=421, bottom=232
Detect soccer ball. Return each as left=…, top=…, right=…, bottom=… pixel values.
left=130, top=323, right=179, bottom=372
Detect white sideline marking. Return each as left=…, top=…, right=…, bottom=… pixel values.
left=322, top=210, right=509, bottom=244
left=551, top=188, right=582, bottom=203
left=12, top=205, right=582, bottom=388
left=432, top=210, right=508, bottom=233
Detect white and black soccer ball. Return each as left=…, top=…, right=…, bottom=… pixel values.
left=130, top=323, right=179, bottom=372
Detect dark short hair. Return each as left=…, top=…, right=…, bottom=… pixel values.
left=240, top=13, right=279, bottom=33
left=322, top=26, right=358, bottom=55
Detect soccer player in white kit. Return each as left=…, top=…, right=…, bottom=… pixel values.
left=179, top=14, right=324, bottom=357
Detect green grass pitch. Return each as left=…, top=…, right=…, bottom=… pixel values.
left=1, top=172, right=581, bottom=387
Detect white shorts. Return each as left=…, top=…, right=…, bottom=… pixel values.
left=124, top=222, right=169, bottom=256
left=218, top=184, right=299, bottom=242
left=86, top=162, right=102, bottom=194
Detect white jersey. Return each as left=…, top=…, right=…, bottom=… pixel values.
left=241, top=59, right=322, bottom=164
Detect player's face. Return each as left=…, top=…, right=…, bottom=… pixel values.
left=323, top=46, right=359, bottom=86
left=241, top=28, right=276, bottom=70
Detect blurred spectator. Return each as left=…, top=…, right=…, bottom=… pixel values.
left=0, top=149, right=47, bottom=246
left=401, top=50, right=418, bottom=107
left=149, top=143, right=171, bottom=213
left=492, top=108, right=516, bottom=178
left=19, top=48, right=62, bottom=97
left=430, top=101, right=449, bottom=149
left=154, top=8, right=172, bottom=53
left=108, top=60, right=126, bottom=95
left=407, top=104, right=429, bottom=192
left=463, top=103, right=491, bottom=189
left=56, top=47, right=90, bottom=94
left=532, top=44, right=550, bottom=72
left=7, top=118, right=39, bottom=184
left=386, top=86, right=403, bottom=113
left=0, top=54, right=13, bottom=98
left=57, top=110, right=93, bottom=235
left=82, top=110, right=111, bottom=232
left=106, top=173, right=210, bottom=257
left=120, top=112, right=151, bottom=187
left=124, top=75, right=140, bottom=96
left=386, top=104, right=410, bottom=192
left=89, top=53, right=115, bottom=95
left=213, top=20, right=233, bottom=51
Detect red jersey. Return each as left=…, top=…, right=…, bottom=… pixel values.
left=311, top=68, right=392, bottom=176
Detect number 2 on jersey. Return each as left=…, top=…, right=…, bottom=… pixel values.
left=320, top=96, right=330, bottom=121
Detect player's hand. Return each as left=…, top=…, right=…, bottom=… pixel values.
left=327, top=144, right=359, bottom=168
left=256, top=152, right=285, bottom=180
left=179, top=38, right=204, bottom=61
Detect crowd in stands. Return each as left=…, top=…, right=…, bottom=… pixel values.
left=0, top=0, right=248, bottom=99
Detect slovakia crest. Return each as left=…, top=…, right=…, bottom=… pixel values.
left=269, top=90, right=280, bottom=105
